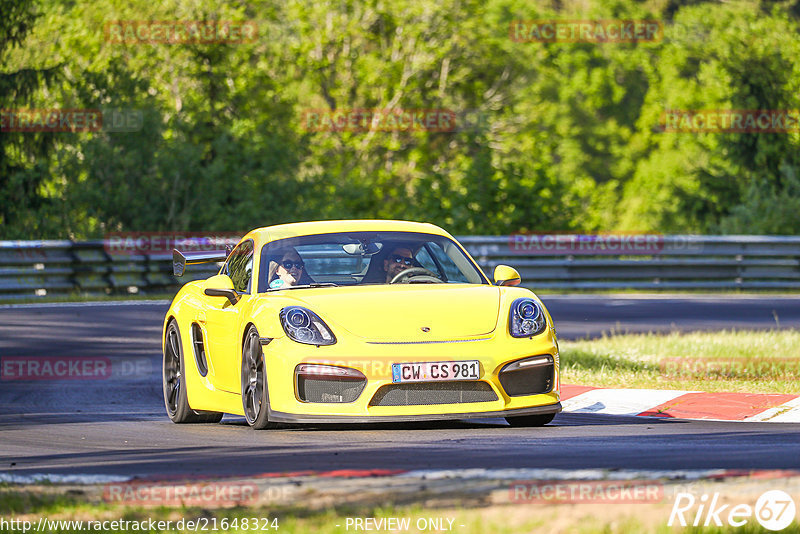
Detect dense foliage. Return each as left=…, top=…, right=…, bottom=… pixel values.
left=2, top=0, right=799, bottom=238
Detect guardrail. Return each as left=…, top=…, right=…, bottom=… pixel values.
left=1, top=235, right=799, bottom=299
left=461, top=235, right=800, bottom=290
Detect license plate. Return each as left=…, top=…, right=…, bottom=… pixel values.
left=391, top=360, right=480, bottom=383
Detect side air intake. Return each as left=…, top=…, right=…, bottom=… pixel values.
left=191, top=323, right=209, bottom=376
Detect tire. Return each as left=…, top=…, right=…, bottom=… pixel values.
left=241, top=325, right=276, bottom=429
left=162, top=320, right=223, bottom=424
left=505, top=413, right=556, bottom=427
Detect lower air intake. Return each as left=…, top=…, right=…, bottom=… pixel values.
left=498, top=356, right=554, bottom=397
left=297, top=376, right=366, bottom=403
left=370, top=381, right=498, bottom=406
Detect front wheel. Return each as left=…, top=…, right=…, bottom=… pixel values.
left=162, top=320, right=223, bottom=424
left=505, top=413, right=556, bottom=427
left=241, top=325, right=276, bottom=429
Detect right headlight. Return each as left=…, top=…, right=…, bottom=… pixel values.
left=280, top=306, right=336, bottom=346
left=509, top=297, right=547, bottom=338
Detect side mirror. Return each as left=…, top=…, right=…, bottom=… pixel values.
left=493, top=265, right=521, bottom=287
left=203, top=274, right=240, bottom=305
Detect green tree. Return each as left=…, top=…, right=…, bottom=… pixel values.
left=618, top=2, right=800, bottom=234
left=0, top=0, right=61, bottom=235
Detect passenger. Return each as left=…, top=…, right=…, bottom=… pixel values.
left=268, top=248, right=312, bottom=288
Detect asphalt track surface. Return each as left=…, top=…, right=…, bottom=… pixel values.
left=1, top=296, right=799, bottom=478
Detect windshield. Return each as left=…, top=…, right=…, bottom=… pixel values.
left=258, top=231, right=487, bottom=291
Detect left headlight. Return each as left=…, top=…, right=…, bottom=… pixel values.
left=509, top=298, right=547, bottom=338
left=280, top=306, right=337, bottom=346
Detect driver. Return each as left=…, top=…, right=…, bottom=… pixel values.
left=383, top=246, right=416, bottom=283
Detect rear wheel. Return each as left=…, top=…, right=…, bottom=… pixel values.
left=162, top=320, right=223, bottom=424
left=241, top=325, right=276, bottom=429
left=505, top=413, right=556, bottom=427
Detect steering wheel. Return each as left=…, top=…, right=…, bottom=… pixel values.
left=390, top=267, right=444, bottom=284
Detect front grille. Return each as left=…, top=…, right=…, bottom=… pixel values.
left=498, top=358, right=554, bottom=397
left=297, top=376, right=366, bottom=403
left=370, top=381, right=498, bottom=406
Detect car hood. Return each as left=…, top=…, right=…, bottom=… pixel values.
left=284, top=284, right=501, bottom=341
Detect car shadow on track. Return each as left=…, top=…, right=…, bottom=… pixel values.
left=217, top=412, right=684, bottom=431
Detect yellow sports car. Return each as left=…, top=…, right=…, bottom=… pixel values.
left=162, top=220, right=561, bottom=428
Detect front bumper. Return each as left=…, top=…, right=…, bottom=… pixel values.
left=263, top=330, right=561, bottom=420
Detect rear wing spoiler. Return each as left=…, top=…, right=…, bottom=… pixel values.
left=173, top=247, right=232, bottom=277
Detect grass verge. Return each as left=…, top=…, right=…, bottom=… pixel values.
left=560, top=329, right=800, bottom=393
left=2, top=482, right=798, bottom=534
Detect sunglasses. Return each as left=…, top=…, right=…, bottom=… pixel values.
left=280, top=260, right=304, bottom=270
left=391, top=254, right=414, bottom=266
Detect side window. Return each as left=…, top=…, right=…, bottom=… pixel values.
left=225, top=240, right=254, bottom=293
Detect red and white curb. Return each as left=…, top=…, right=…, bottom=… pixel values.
left=561, top=385, right=800, bottom=422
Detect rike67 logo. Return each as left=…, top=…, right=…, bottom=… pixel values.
left=669, top=490, right=796, bottom=531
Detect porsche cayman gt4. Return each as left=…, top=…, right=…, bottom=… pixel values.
left=162, top=220, right=561, bottom=428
